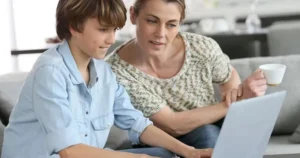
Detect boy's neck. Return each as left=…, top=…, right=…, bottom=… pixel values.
left=67, top=39, right=91, bottom=73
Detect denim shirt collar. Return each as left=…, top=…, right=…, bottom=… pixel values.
left=57, top=40, right=99, bottom=86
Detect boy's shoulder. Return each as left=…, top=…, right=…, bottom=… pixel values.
left=93, top=59, right=117, bottom=82
left=32, top=45, right=66, bottom=71
left=27, top=45, right=70, bottom=82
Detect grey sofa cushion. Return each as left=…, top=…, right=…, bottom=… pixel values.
left=105, top=126, right=132, bottom=150
left=0, top=122, right=5, bottom=156
left=0, top=95, right=13, bottom=126
left=0, top=72, right=27, bottom=105
left=290, top=124, right=300, bottom=143
left=268, top=20, right=300, bottom=57
left=0, top=73, right=26, bottom=126
left=264, top=135, right=300, bottom=157
left=231, top=55, right=300, bottom=135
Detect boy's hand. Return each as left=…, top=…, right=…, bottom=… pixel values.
left=138, top=154, right=160, bottom=158
left=185, top=148, right=213, bottom=158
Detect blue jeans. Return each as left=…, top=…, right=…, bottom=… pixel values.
left=176, top=119, right=224, bottom=149
left=120, top=147, right=176, bottom=157
left=128, top=119, right=224, bottom=157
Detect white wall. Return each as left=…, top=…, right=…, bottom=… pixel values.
left=12, top=0, right=58, bottom=50
left=0, top=0, right=13, bottom=75
left=4, top=0, right=300, bottom=73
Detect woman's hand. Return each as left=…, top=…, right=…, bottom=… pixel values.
left=222, top=69, right=267, bottom=106
left=221, top=84, right=243, bottom=106
left=240, top=69, right=267, bottom=99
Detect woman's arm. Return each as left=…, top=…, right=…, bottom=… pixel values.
left=150, top=102, right=227, bottom=137
left=218, top=67, right=241, bottom=95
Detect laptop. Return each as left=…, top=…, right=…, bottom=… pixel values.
left=212, top=91, right=287, bottom=158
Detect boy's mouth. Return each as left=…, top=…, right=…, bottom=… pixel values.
left=99, top=47, right=109, bottom=49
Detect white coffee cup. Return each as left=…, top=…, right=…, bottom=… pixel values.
left=259, top=64, right=286, bottom=86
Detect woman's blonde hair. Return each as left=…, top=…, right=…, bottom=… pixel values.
left=133, top=0, right=186, bottom=22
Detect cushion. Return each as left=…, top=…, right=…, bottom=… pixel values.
left=0, top=72, right=28, bottom=104
left=231, top=55, right=300, bottom=135
left=290, top=124, right=300, bottom=143
left=0, top=122, right=5, bottom=156
left=0, top=95, right=13, bottom=126
left=265, top=135, right=300, bottom=156
left=104, top=126, right=132, bottom=150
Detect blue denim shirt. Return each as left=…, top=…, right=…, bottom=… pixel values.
left=2, top=41, right=152, bottom=158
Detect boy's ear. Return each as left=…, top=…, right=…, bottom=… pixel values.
left=130, top=6, right=136, bottom=25
left=69, top=26, right=78, bottom=37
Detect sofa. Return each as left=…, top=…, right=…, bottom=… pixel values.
left=230, top=55, right=300, bottom=158
left=268, top=20, right=300, bottom=57
left=1, top=55, right=300, bottom=157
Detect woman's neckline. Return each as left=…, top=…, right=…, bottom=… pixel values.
left=113, top=32, right=190, bottom=82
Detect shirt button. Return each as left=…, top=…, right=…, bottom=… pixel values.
left=85, top=134, right=88, bottom=137
left=86, top=111, right=89, bottom=115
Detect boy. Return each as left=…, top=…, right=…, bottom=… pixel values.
left=1, top=0, right=212, bottom=157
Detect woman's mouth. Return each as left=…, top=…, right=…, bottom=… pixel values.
left=150, top=41, right=164, bottom=45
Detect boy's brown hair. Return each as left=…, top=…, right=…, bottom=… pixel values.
left=56, top=0, right=127, bottom=40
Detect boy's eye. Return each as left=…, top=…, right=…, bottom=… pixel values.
left=99, top=28, right=108, bottom=32
left=99, top=27, right=118, bottom=32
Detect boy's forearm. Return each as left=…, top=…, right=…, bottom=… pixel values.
left=59, top=144, right=141, bottom=158
left=140, top=125, right=193, bottom=157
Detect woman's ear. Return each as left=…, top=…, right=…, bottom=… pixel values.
left=130, top=6, right=137, bottom=25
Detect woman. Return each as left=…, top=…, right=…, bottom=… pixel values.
left=106, top=0, right=267, bottom=149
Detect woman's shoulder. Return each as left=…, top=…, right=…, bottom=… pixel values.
left=180, top=32, right=222, bottom=62
left=180, top=32, right=220, bottom=50
left=105, top=40, right=136, bottom=73
left=105, top=51, right=120, bottom=66
left=105, top=51, right=128, bottom=75
left=105, top=40, right=130, bottom=66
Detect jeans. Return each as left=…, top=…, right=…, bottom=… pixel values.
left=128, top=119, right=224, bottom=157
left=121, top=147, right=176, bottom=157
left=176, top=119, right=224, bottom=149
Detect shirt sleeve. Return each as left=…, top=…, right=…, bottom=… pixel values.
left=32, top=66, right=82, bottom=155
left=210, top=39, right=232, bottom=84
left=112, top=73, right=152, bottom=145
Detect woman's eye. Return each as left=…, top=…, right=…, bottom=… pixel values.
left=168, top=24, right=177, bottom=28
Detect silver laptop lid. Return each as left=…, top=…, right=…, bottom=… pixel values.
left=212, top=91, right=287, bottom=158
